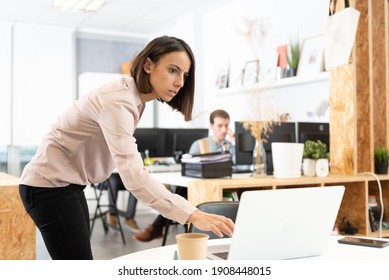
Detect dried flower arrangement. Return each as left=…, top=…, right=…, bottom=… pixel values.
left=236, top=17, right=269, bottom=60
left=243, top=113, right=291, bottom=143
left=236, top=16, right=291, bottom=172
left=242, top=113, right=290, bottom=173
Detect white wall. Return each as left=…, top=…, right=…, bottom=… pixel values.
left=12, top=23, right=76, bottom=145
left=0, top=22, right=12, bottom=145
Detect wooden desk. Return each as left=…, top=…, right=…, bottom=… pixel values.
left=151, top=172, right=389, bottom=238
left=0, top=172, right=36, bottom=259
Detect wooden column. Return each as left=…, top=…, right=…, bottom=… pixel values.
left=330, top=0, right=389, bottom=175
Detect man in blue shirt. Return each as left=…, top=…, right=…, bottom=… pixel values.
left=133, top=109, right=235, bottom=242
left=189, top=110, right=235, bottom=163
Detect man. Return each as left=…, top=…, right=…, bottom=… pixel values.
left=133, top=109, right=235, bottom=242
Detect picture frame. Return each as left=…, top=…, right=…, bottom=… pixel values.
left=242, top=59, right=260, bottom=86
left=216, top=72, right=229, bottom=89
left=297, top=35, right=324, bottom=76
left=215, top=63, right=230, bottom=89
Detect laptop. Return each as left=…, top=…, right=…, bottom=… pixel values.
left=207, top=186, right=345, bottom=260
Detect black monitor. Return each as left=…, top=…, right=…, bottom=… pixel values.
left=297, top=122, right=330, bottom=151
left=234, top=122, right=256, bottom=169
left=165, top=128, right=209, bottom=162
left=133, top=128, right=168, bottom=158
left=235, top=121, right=296, bottom=174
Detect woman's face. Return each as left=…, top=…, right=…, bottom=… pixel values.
left=146, top=51, right=191, bottom=102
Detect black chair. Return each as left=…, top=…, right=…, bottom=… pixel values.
left=189, top=201, right=240, bottom=239
left=89, top=176, right=126, bottom=244
left=161, top=186, right=188, bottom=246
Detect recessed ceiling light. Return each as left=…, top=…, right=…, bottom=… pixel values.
left=51, top=0, right=106, bottom=13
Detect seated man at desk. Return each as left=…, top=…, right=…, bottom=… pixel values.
left=133, top=109, right=236, bottom=242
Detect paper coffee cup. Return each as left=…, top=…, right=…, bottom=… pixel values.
left=176, top=233, right=209, bottom=260
left=198, top=139, right=210, bottom=154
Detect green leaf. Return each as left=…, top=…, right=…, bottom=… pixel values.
left=303, top=140, right=329, bottom=159
left=374, top=147, right=389, bottom=164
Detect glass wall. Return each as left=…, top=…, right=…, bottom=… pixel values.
left=0, top=145, right=7, bottom=173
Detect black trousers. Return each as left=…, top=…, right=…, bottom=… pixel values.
left=19, top=184, right=93, bottom=260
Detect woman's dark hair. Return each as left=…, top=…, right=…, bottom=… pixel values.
left=131, top=36, right=195, bottom=121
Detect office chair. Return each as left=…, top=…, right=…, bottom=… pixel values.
left=188, top=201, right=240, bottom=239
left=161, top=185, right=188, bottom=246
left=89, top=175, right=126, bottom=244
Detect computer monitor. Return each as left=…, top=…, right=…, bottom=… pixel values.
left=165, top=128, right=209, bottom=162
left=133, top=128, right=168, bottom=158
left=234, top=122, right=256, bottom=170
left=235, top=121, right=296, bottom=174
left=297, top=122, right=330, bottom=151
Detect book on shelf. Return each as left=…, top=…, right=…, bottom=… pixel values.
left=368, top=207, right=377, bottom=232
left=368, top=200, right=381, bottom=232
left=223, top=191, right=239, bottom=201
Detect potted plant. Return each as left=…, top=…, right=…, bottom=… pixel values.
left=287, top=39, right=300, bottom=77
left=374, top=147, right=389, bottom=174
left=302, top=140, right=329, bottom=177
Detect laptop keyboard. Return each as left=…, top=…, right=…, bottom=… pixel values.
left=212, top=251, right=229, bottom=260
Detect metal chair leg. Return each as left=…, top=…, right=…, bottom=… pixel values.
left=107, top=182, right=126, bottom=244
left=89, top=181, right=126, bottom=244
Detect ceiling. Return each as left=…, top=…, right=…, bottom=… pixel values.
left=0, top=0, right=236, bottom=36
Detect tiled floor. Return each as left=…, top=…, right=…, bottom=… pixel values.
left=36, top=210, right=186, bottom=260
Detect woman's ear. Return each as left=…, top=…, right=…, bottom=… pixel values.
left=143, top=58, right=152, bottom=74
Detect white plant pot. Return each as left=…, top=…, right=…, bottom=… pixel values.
left=316, top=158, right=329, bottom=177
left=271, top=142, right=304, bottom=178
left=303, top=158, right=317, bottom=177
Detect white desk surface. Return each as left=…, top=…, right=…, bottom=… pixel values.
left=114, top=236, right=389, bottom=260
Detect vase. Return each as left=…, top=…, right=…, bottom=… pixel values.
left=271, top=142, right=304, bottom=178
left=302, top=158, right=317, bottom=177
left=375, top=162, right=388, bottom=174
left=252, top=139, right=267, bottom=177
left=316, top=158, right=329, bottom=177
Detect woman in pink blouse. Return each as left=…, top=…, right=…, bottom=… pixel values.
left=19, top=36, right=234, bottom=259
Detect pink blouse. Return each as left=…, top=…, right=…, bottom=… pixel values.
left=19, top=76, right=196, bottom=224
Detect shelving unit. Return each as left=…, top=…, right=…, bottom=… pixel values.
left=214, top=71, right=329, bottom=96
left=186, top=173, right=389, bottom=238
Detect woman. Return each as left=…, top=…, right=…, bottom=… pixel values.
left=19, top=36, right=234, bottom=260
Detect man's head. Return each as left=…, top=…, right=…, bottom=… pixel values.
left=209, top=109, right=230, bottom=144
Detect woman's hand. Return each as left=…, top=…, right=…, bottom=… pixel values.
left=187, top=210, right=234, bottom=238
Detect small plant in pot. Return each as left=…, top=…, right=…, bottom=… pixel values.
left=374, top=147, right=389, bottom=174
left=302, top=140, right=329, bottom=177
left=286, top=39, right=300, bottom=77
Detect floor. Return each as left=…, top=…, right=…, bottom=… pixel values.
left=36, top=209, right=186, bottom=260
